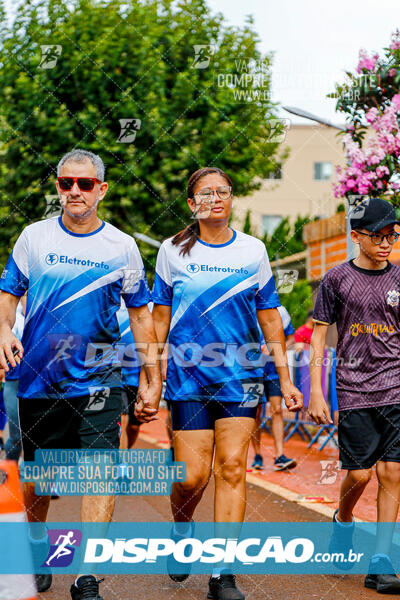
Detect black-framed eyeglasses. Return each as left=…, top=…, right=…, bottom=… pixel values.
left=194, top=186, right=232, bottom=203
left=355, top=230, right=400, bottom=245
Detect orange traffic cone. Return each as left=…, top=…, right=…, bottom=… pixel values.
left=0, top=460, right=38, bottom=600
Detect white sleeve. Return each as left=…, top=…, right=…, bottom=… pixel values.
left=121, top=238, right=151, bottom=308
left=278, top=305, right=290, bottom=329
left=152, top=242, right=173, bottom=305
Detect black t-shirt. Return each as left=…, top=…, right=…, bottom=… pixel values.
left=313, top=260, right=400, bottom=410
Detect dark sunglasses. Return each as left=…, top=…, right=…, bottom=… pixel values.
left=57, top=177, right=102, bottom=192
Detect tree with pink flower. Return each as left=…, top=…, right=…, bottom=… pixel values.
left=332, top=30, right=400, bottom=204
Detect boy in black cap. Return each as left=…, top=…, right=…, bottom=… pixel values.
left=309, top=198, right=400, bottom=593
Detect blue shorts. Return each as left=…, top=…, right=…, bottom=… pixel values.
left=263, top=378, right=282, bottom=400
left=170, top=400, right=259, bottom=431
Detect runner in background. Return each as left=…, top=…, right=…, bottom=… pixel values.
left=117, top=299, right=142, bottom=450
left=251, top=305, right=297, bottom=471
left=2, top=294, right=26, bottom=461
left=152, top=167, right=302, bottom=600
left=161, top=349, right=175, bottom=460
left=117, top=302, right=173, bottom=453
left=294, top=309, right=314, bottom=351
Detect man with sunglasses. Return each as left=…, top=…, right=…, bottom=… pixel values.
left=309, top=197, right=400, bottom=593
left=0, top=149, right=162, bottom=599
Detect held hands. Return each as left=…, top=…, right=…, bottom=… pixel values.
left=281, top=381, right=303, bottom=412
left=308, top=390, right=332, bottom=425
left=0, top=326, right=23, bottom=371
left=134, top=382, right=162, bottom=423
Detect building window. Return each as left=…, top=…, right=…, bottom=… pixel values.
left=262, top=215, right=283, bottom=236
left=266, top=166, right=282, bottom=180
left=314, top=161, right=333, bottom=180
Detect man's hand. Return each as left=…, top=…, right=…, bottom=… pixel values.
left=281, top=381, right=303, bottom=412
left=308, top=390, right=332, bottom=424
left=134, top=383, right=162, bottom=423
left=0, top=325, right=23, bottom=371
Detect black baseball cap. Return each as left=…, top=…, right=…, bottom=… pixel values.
left=349, top=197, right=400, bottom=232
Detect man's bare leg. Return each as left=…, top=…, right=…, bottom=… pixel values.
left=81, top=495, right=115, bottom=522
left=24, top=482, right=51, bottom=538
left=375, top=461, right=400, bottom=556
left=119, top=414, right=129, bottom=450
left=250, top=404, right=262, bottom=457
left=337, top=468, right=372, bottom=522
left=270, top=396, right=284, bottom=457
left=78, top=495, right=115, bottom=576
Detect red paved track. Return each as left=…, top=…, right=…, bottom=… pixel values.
left=36, top=410, right=395, bottom=599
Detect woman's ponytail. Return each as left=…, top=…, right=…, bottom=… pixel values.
left=171, top=220, right=200, bottom=257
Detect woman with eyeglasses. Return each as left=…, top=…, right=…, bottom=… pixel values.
left=151, top=167, right=302, bottom=600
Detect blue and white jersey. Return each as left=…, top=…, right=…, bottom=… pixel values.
left=261, top=305, right=295, bottom=381
left=152, top=230, right=280, bottom=402
left=0, top=216, right=150, bottom=399
left=116, top=301, right=140, bottom=388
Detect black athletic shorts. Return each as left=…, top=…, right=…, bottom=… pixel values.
left=263, top=378, right=282, bottom=400
left=121, top=385, right=140, bottom=426
left=19, top=387, right=122, bottom=462
left=338, top=405, right=400, bottom=470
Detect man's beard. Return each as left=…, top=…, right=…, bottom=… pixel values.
left=60, top=193, right=101, bottom=220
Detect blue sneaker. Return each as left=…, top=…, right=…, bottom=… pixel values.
left=167, top=520, right=194, bottom=582
left=251, top=454, right=263, bottom=470
left=274, top=454, right=297, bottom=471
left=29, top=533, right=52, bottom=592
left=328, top=508, right=355, bottom=571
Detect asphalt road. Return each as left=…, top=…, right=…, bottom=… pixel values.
left=39, top=439, right=384, bottom=600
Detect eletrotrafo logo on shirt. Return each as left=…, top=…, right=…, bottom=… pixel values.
left=187, top=263, right=200, bottom=273
left=45, top=253, right=110, bottom=270
left=186, top=263, right=249, bottom=275
left=46, top=253, right=59, bottom=265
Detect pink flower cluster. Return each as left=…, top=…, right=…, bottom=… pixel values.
left=356, top=49, right=379, bottom=74
left=334, top=31, right=400, bottom=200
left=390, top=29, right=400, bottom=51
left=334, top=96, right=400, bottom=198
